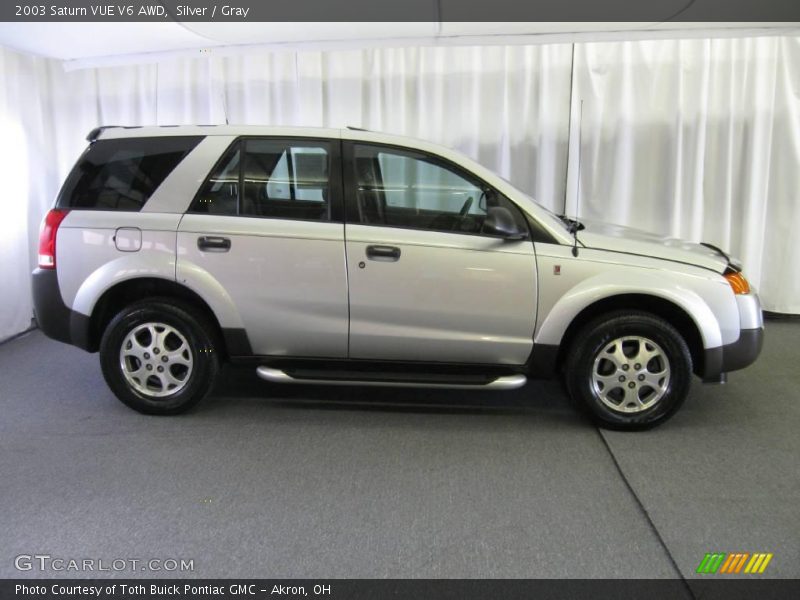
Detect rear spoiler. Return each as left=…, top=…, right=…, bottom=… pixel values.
left=86, top=124, right=224, bottom=142
left=86, top=125, right=131, bottom=142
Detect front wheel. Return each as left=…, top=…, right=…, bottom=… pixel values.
left=99, top=299, right=219, bottom=415
left=564, top=311, right=692, bottom=430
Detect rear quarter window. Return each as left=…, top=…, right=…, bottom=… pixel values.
left=56, top=136, right=202, bottom=211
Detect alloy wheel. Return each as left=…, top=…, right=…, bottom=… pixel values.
left=119, top=322, right=194, bottom=398
left=591, top=335, right=671, bottom=413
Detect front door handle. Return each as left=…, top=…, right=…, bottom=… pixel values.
left=366, top=245, right=401, bottom=262
left=197, top=236, right=231, bottom=252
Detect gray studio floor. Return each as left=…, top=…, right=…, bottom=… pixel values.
left=1, top=320, right=798, bottom=581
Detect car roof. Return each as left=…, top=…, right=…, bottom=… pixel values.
left=90, top=124, right=456, bottom=157
left=89, top=123, right=479, bottom=181
left=91, top=124, right=344, bottom=141
left=90, top=123, right=471, bottom=166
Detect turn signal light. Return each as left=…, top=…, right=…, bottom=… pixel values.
left=724, top=271, right=750, bottom=295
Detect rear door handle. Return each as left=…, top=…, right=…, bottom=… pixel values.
left=197, top=236, right=231, bottom=252
left=366, top=245, right=401, bottom=262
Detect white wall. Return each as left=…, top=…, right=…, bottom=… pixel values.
left=1, top=35, right=798, bottom=341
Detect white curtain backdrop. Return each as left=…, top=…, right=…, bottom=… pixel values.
left=569, top=37, right=800, bottom=314
left=0, top=48, right=61, bottom=341
left=1, top=35, right=798, bottom=341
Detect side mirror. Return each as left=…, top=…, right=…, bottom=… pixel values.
left=483, top=206, right=527, bottom=240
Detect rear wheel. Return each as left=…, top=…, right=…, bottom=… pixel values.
left=99, top=299, right=219, bottom=414
left=564, top=311, right=692, bottom=430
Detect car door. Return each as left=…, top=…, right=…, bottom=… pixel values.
left=343, top=142, right=538, bottom=365
left=177, top=137, right=349, bottom=357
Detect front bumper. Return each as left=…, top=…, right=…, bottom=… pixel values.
left=702, top=293, right=764, bottom=382
left=703, top=328, right=764, bottom=382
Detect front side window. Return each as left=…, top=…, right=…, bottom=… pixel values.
left=352, top=144, right=526, bottom=235
left=191, top=139, right=331, bottom=221
left=57, top=136, right=201, bottom=211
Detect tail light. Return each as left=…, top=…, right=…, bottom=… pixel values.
left=38, top=209, right=70, bottom=269
left=724, top=270, right=751, bottom=295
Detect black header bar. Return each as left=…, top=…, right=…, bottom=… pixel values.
left=3, top=0, right=800, bottom=22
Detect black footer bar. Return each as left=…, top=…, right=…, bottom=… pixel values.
left=3, top=579, right=800, bottom=600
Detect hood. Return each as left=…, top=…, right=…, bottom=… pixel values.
left=576, top=219, right=730, bottom=273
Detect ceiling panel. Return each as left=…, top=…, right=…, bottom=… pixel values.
left=0, top=21, right=796, bottom=68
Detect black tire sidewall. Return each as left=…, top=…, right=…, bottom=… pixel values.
left=565, top=312, right=692, bottom=430
left=100, top=300, right=219, bottom=415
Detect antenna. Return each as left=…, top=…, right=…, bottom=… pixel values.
left=572, top=99, right=583, bottom=258
left=221, top=89, right=229, bottom=125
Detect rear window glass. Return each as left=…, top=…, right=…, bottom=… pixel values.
left=56, top=136, right=202, bottom=211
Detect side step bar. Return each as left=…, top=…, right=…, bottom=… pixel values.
left=256, top=366, right=527, bottom=390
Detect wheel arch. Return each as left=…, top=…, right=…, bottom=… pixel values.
left=87, top=277, right=232, bottom=358
left=550, top=293, right=709, bottom=378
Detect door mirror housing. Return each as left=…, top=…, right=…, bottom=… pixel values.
left=483, top=206, right=528, bottom=240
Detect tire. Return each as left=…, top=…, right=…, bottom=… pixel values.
left=564, top=311, right=692, bottom=430
left=99, top=298, right=220, bottom=415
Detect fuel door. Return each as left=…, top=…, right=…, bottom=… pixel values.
left=114, top=227, right=142, bottom=252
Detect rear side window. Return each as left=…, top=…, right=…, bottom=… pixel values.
left=191, top=142, right=241, bottom=216
left=190, top=138, right=332, bottom=222
left=56, top=136, right=202, bottom=211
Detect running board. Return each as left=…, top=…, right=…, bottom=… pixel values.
left=256, top=366, right=527, bottom=390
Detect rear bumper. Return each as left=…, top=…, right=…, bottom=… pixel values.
left=31, top=268, right=92, bottom=351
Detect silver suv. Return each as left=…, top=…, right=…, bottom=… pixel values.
left=32, top=126, right=763, bottom=429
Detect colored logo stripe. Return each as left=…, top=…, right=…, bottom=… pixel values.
left=744, top=553, right=773, bottom=574
left=696, top=552, right=773, bottom=574
left=719, top=553, right=749, bottom=573
left=697, top=553, right=726, bottom=574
